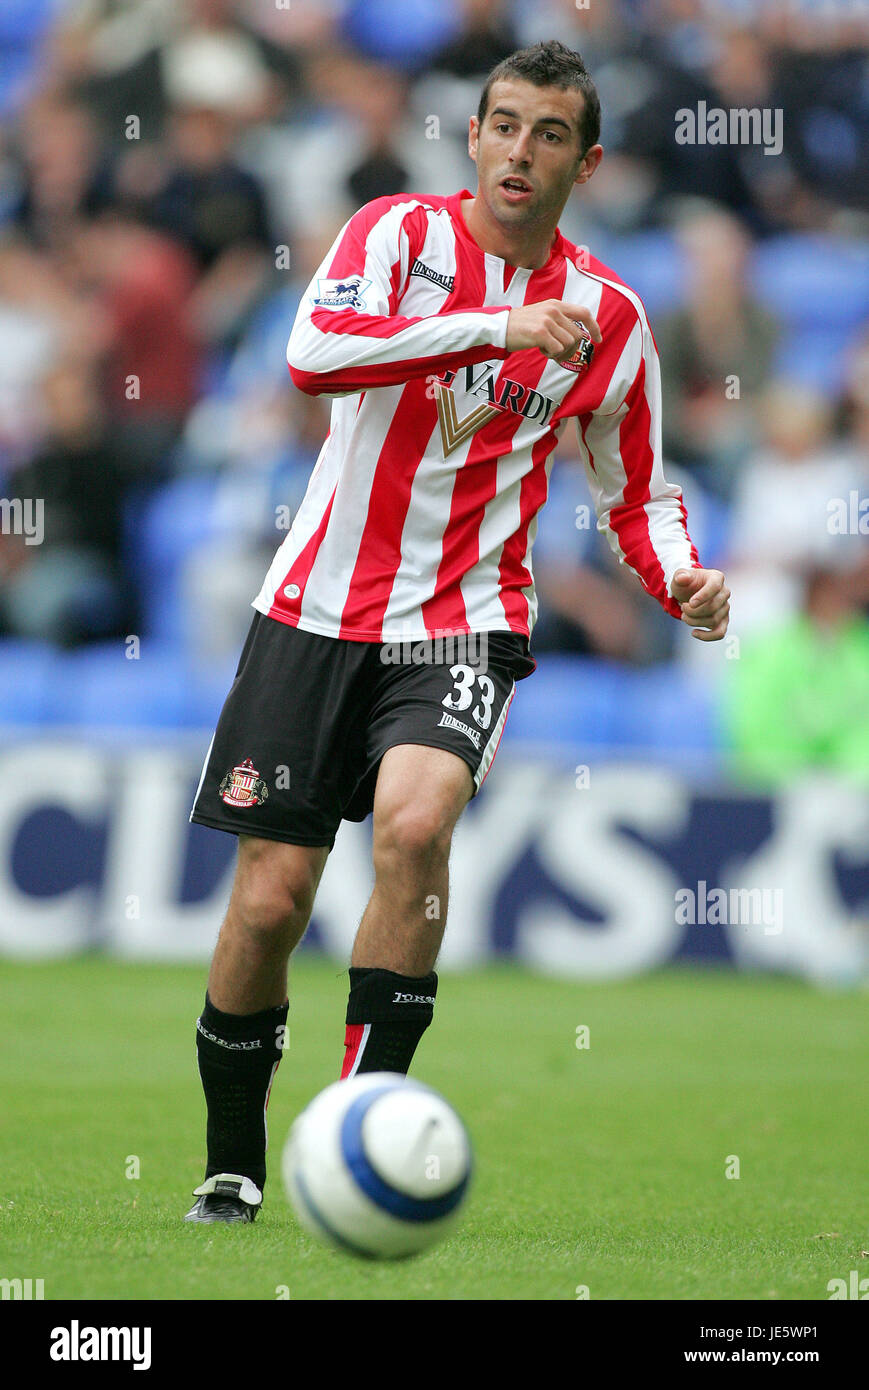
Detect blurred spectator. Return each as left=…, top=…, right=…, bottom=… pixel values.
left=429, top=0, right=518, bottom=78
left=264, top=52, right=465, bottom=240
left=409, top=0, right=520, bottom=162
left=11, top=93, right=112, bottom=249
left=720, top=4, right=869, bottom=224
left=611, top=10, right=763, bottom=230
left=655, top=201, right=779, bottom=498
left=174, top=232, right=330, bottom=480
left=0, top=358, right=131, bottom=645
left=140, top=47, right=276, bottom=349
left=66, top=215, right=201, bottom=483
left=726, top=556, right=869, bottom=785
left=159, top=12, right=280, bottom=131
left=704, top=26, right=800, bottom=230
left=0, top=236, right=98, bottom=470
left=51, top=0, right=299, bottom=145
left=726, top=380, right=867, bottom=635
left=146, top=117, right=272, bottom=348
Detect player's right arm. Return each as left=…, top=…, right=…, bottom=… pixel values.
left=287, top=198, right=601, bottom=396
left=287, top=199, right=511, bottom=396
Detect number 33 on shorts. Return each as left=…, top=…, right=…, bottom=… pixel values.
left=441, top=664, right=496, bottom=729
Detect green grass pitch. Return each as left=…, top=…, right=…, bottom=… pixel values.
left=1, top=956, right=866, bottom=1301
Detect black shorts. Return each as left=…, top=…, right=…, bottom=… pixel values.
left=189, top=612, right=534, bottom=849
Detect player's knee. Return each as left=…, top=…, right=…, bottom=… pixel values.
left=232, top=839, right=319, bottom=939
left=233, top=844, right=318, bottom=939
left=374, top=799, right=454, bottom=873
left=226, top=875, right=312, bottom=948
left=237, top=884, right=311, bottom=940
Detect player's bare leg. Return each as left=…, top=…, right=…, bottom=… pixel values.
left=187, top=836, right=329, bottom=1223
left=340, top=744, right=473, bottom=1077
left=208, top=837, right=330, bottom=1012
left=353, top=744, right=472, bottom=972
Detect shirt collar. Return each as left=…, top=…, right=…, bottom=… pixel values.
left=447, top=188, right=566, bottom=273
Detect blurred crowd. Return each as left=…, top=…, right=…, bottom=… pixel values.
left=0, top=0, right=867, bottom=780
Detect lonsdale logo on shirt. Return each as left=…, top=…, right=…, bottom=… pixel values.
left=433, top=362, right=557, bottom=457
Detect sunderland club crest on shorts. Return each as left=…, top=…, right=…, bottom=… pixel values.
left=219, top=758, right=269, bottom=808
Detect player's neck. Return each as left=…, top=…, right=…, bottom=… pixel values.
left=459, top=195, right=556, bottom=271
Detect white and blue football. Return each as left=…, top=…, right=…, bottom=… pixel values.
left=282, top=1072, right=472, bottom=1259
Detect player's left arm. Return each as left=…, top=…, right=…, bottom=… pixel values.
left=574, top=309, right=730, bottom=640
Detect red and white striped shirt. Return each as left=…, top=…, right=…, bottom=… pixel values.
left=253, top=189, right=698, bottom=641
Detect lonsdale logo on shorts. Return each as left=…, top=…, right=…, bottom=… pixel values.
left=433, top=363, right=557, bottom=456
left=219, top=757, right=269, bottom=808
left=437, top=712, right=481, bottom=749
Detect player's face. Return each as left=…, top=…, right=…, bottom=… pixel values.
left=469, top=79, right=598, bottom=233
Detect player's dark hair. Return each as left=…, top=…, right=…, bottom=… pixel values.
left=477, top=40, right=601, bottom=158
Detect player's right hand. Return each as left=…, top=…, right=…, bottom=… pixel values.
left=505, top=300, right=602, bottom=359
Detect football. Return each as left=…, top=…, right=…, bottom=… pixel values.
left=282, top=1072, right=473, bottom=1259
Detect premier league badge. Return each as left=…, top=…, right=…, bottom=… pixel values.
left=311, top=275, right=371, bottom=311
left=219, top=758, right=269, bottom=808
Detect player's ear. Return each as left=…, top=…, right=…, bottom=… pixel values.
left=574, top=144, right=603, bottom=186
left=468, top=116, right=479, bottom=161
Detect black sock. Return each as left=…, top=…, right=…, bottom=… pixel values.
left=340, top=967, right=438, bottom=1077
left=195, top=993, right=288, bottom=1191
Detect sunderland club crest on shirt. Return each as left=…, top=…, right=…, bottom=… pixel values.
left=559, top=322, right=596, bottom=374
left=219, top=758, right=269, bottom=808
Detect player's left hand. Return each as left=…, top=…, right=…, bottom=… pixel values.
left=670, top=568, right=730, bottom=642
